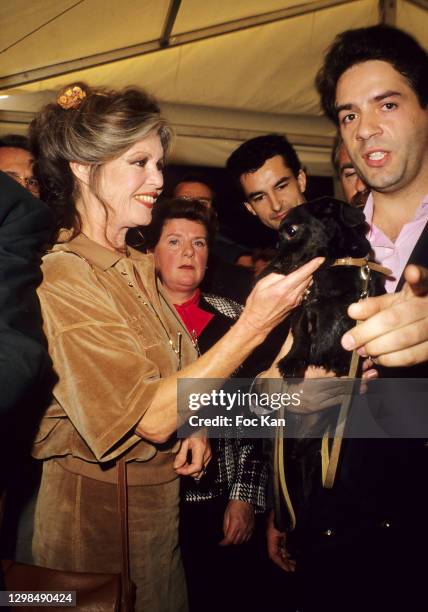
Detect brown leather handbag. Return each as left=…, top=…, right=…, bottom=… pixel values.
left=1, top=560, right=121, bottom=611
left=1, top=459, right=134, bottom=611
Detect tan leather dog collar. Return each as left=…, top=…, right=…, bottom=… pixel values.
left=331, top=256, right=392, bottom=277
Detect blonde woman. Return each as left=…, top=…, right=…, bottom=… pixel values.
left=29, top=83, right=322, bottom=611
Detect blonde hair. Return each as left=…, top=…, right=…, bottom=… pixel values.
left=30, top=82, right=172, bottom=241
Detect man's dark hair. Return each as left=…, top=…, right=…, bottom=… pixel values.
left=331, top=134, right=342, bottom=176
left=226, top=134, right=302, bottom=194
left=0, top=134, right=31, bottom=152
left=316, top=25, right=428, bottom=125
left=144, top=197, right=219, bottom=250
left=173, top=172, right=215, bottom=195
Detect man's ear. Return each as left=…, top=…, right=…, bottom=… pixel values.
left=69, top=161, right=91, bottom=186
left=244, top=201, right=257, bottom=217
left=297, top=169, right=307, bottom=194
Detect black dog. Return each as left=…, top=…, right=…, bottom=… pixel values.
left=263, top=197, right=385, bottom=379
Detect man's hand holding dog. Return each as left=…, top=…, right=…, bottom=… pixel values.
left=257, top=333, right=377, bottom=414
left=342, top=264, right=428, bottom=368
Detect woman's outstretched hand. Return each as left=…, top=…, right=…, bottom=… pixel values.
left=239, top=257, right=325, bottom=339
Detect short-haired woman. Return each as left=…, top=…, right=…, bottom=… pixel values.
left=146, top=198, right=269, bottom=609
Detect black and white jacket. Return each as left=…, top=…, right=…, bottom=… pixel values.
left=182, top=293, right=268, bottom=511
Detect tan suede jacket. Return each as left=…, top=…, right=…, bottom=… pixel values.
left=33, top=233, right=197, bottom=485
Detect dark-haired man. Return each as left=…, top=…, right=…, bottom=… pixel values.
left=331, top=135, right=368, bottom=207
left=226, top=134, right=306, bottom=230
left=174, top=173, right=215, bottom=208
left=0, top=172, right=53, bottom=566
left=268, top=25, right=428, bottom=612
left=0, top=135, right=39, bottom=197
left=316, top=25, right=428, bottom=366
left=0, top=172, right=51, bottom=420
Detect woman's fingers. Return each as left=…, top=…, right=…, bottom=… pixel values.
left=242, top=257, right=325, bottom=334
left=260, top=257, right=324, bottom=292
left=173, top=436, right=211, bottom=477
left=172, top=438, right=189, bottom=470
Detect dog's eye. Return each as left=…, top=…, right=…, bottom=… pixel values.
left=282, top=223, right=299, bottom=238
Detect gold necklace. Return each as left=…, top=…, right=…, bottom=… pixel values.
left=144, top=298, right=184, bottom=369
left=128, top=263, right=184, bottom=368
left=145, top=299, right=184, bottom=368
left=161, top=294, right=202, bottom=357
left=190, top=329, right=201, bottom=356
left=157, top=293, right=202, bottom=360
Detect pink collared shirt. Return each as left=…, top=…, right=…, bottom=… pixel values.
left=363, top=194, right=428, bottom=293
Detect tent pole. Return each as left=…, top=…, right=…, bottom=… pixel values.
left=406, top=0, right=428, bottom=9
left=160, top=0, right=182, bottom=48
left=379, top=0, right=397, bottom=25
left=0, top=0, right=353, bottom=90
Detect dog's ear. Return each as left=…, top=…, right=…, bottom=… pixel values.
left=307, top=196, right=344, bottom=218
left=340, top=201, right=366, bottom=227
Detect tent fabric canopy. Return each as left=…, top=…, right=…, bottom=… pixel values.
left=1, top=0, right=427, bottom=175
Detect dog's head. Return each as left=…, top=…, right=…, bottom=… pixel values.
left=272, top=197, right=371, bottom=273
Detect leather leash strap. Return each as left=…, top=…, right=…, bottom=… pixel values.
left=321, top=347, right=360, bottom=489
left=274, top=257, right=391, bottom=524
left=320, top=258, right=380, bottom=489
left=118, top=458, right=133, bottom=610
left=273, top=406, right=296, bottom=530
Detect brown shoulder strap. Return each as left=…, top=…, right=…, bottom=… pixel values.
left=118, top=458, right=133, bottom=610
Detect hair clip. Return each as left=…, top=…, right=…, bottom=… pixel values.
left=57, top=85, right=87, bottom=110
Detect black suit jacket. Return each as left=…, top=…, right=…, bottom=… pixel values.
left=288, top=220, right=428, bottom=521
left=280, top=219, right=428, bottom=610
left=381, top=219, right=428, bottom=378
left=200, top=253, right=253, bottom=305
left=396, top=220, right=428, bottom=291
left=0, top=172, right=53, bottom=418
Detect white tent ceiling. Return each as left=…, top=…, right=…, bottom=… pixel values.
left=1, top=0, right=427, bottom=176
